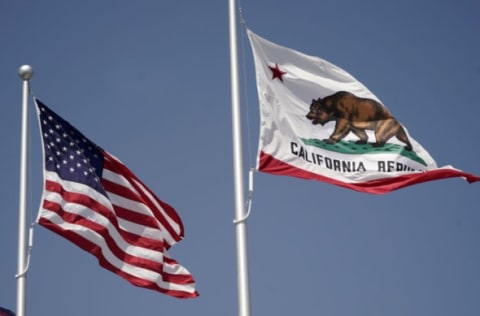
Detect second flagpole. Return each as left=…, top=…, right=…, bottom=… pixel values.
left=228, top=1, right=252, bottom=316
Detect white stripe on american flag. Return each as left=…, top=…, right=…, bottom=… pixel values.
left=41, top=209, right=196, bottom=294
left=43, top=185, right=164, bottom=262
left=43, top=171, right=165, bottom=248
left=102, top=169, right=179, bottom=247
left=40, top=170, right=197, bottom=297
left=102, top=152, right=184, bottom=246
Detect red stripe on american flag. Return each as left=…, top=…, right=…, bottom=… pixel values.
left=38, top=216, right=198, bottom=298
left=101, top=181, right=162, bottom=229
left=45, top=180, right=164, bottom=251
left=42, top=194, right=166, bottom=272
left=42, top=178, right=197, bottom=296
left=103, top=152, right=184, bottom=245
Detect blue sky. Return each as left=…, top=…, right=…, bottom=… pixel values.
left=1, top=0, right=479, bottom=315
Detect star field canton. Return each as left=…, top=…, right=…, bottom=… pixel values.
left=39, top=103, right=106, bottom=196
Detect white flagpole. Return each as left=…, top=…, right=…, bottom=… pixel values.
left=228, top=1, right=251, bottom=316
left=17, top=65, right=33, bottom=316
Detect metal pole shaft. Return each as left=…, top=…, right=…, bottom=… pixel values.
left=228, top=2, right=251, bottom=316
left=17, top=65, right=33, bottom=316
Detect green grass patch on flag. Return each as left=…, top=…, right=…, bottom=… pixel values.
left=301, top=138, right=427, bottom=166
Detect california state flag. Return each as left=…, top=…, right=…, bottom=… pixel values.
left=247, top=29, right=480, bottom=194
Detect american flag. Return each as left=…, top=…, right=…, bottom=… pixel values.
left=35, top=99, right=198, bottom=298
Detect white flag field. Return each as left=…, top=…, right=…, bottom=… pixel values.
left=247, top=29, right=480, bottom=194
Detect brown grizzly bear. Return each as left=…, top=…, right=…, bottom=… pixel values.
left=306, top=91, right=413, bottom=151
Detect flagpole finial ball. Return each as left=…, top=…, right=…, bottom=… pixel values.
left=18, top=65, right=33, bottom=80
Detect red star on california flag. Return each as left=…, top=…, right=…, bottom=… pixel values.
left=268, top=63, right=286, bottom=82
